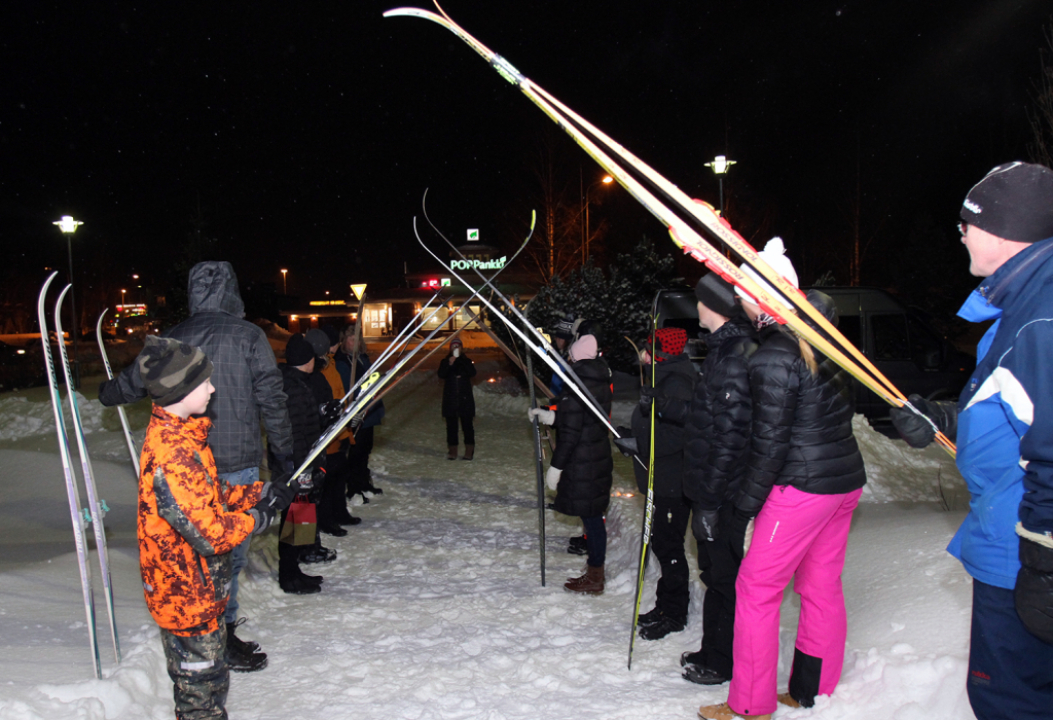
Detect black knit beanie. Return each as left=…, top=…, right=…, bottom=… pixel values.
left=138, top=335, right=213, bottom=407
left=961, top=162, right=1053, bottom=243
left=285, top=333, right=315, bottom=366
left=694, top=272, right=737, bottom=318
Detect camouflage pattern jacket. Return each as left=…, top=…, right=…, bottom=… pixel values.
left=138, top=406, right=261, bottom=635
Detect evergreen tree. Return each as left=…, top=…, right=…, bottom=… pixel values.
left=524, top=237, right=680, bottom=375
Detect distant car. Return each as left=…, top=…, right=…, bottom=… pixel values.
left=0, top=340, right=43, bottom=391
left=652, top=286, right=975, bottom=427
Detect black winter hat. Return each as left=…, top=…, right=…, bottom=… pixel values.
left=552, top=314, right=575, bottom=340
left=285, top=333, right=315, bottom=366
left=961, top=162, right=1053, bottom=243
left=138, top=335, right=213, bottom=407
left=305, top=328, right=330, bottom=357
left=694, top=272, right=737, bottom=318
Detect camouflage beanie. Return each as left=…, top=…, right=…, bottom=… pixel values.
left=138, top=335, right=213, bottom=407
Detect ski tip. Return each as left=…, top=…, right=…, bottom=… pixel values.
left=383, top=7, right=444, bottom=23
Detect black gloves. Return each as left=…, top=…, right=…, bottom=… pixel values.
left=1015, top=530, right=1053, bottom=644
left=693, top=508, right=720, bottom=543
left=319, top=400, right=343, bottom=430
left=638, top=385, right=657, bottom=409
left=248, top=479, right=297, bottom=534
left=889, top=394, right=958, bottom=449
left=612, top=427, right=638, bottom=457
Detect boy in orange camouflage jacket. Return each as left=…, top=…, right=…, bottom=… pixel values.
left=136, top=336, right=293, bottom=719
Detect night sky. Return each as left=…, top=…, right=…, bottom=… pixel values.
left=2, top=1, right=1050, bottom=319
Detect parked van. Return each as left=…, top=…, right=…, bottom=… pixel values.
left=653, top=286, right=974, bottom=427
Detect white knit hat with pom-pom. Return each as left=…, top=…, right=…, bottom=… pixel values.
left=735, top=237, right=799, bottom=310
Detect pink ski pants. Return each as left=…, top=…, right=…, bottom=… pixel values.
left=727, top=485, right=862, bottom=716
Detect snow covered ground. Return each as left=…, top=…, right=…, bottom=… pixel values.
left=0, top=356, right=977, bottom=719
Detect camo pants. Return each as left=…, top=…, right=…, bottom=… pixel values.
left=160, top=623, right=229, bottom=720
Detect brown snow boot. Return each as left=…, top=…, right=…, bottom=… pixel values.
left=462, top=444, right=474, bottom=461
left=447, top=445, right=458, bottom=460
left=564, top=564, right=604, bottom=595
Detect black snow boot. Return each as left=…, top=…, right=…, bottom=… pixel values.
left=636, top=607, right=663, bottom=628
left=639, top=614, right=686, bottom=640
left=567, top=535, right=588, bottom=555
left=226, top=618, right=260, bottom=655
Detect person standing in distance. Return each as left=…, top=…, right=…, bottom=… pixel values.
left=437, top=338, right=477, bottom=460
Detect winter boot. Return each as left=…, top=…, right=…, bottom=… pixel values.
left=639, top=613, right=687, bottom=640
left=567, top=535, right=588, bottom=555
left=696, top=702, right=770, bottom=720
left=564, top=565, right=604, bottom=595
left=226, top=645, right=268, bottom=673
left=279, top=575, right=322, bottom=595
left=447, top=445, right=458, bottom=460
left=683, top=664, right=730, bottom=685
left=637, top=607, right=663, bottom=628
left=226, top=618, right=260, bottom=655
left=462, top=444, right=474, bottom=461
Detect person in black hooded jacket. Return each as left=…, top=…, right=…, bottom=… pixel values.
left=679, top=272, right=759, bottom=688
left=437, top=338, right=477, bottom=460
left=701, top=239, right=867, bottom=720
left=530, top=329, right=613, bottom=595
left=615, top=327, right=696, bottom=640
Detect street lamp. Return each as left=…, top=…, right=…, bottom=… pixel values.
left=53, top=215, right=83, bottom=388
left=280, top=268, right=288, bottom=295
left=704, top=155, right=737, bottom=217
left=581, top=174, right=614, bottom=263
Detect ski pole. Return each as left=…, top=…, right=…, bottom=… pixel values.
left=526, top=350, right=546, bottom=587
left=628, top=307, right=659, bottom=669
left=96, top=309, right=140, bottom=477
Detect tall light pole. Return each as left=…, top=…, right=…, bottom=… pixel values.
left=53, top=215, right=83, bottom=388
left=580, top=174, right=614, bottom=263
left=704, top=155, right=737, bottom=217
left=120, top=288, right=126, bottom=312
left=280, top=268, right=288, bottom=295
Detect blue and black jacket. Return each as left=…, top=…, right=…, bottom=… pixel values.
left=950, top=237, right=1053, bottom=589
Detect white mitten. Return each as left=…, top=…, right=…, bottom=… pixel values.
left=545, top=466, right=563, bottom=491
left=528, top=407, right=556, bottom=425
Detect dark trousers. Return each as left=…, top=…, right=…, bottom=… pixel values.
left=317, top=446, right=349, bottom=527
left=160, top=624, right=229, bottom=720
left=968, top=578, right=1053, bottom=720
left=445, top=415, right=475, bottom=447
left=347, top=425, right=374, bottom=496
left=695, top=503, right=743, bottom=678
left=582, top=515, right=607, bottom=568
left=650, top=495, right=692, bottom=620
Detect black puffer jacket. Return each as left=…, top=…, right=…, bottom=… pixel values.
left=684, top=316, right=758, bottom=509
left=628, top=353, right=697, bottom=498
left=552, top=357, right=614, bottom=518
left=99, top=261, right=292, bottom=473
left=437, top=353, right=476, bottom=417
left=278, top=364, right=323, bottom=471
left=734, top=292, right=867, bottom=517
